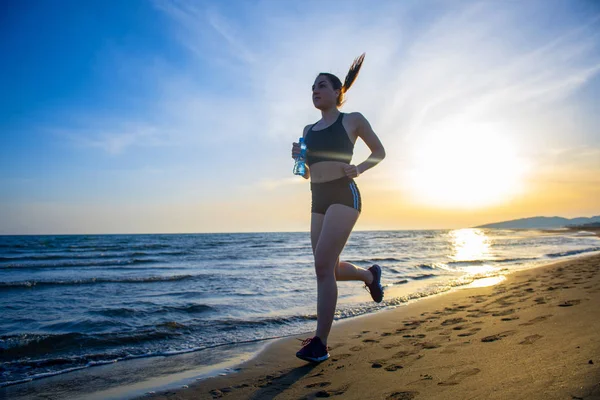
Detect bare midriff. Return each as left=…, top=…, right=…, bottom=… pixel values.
left=309, top=161, right=350, bottom=183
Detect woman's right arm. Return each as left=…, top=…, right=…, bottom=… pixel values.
left=292, top=125, right=312, bottom=180
left=301, top=125, right=311, bottom=180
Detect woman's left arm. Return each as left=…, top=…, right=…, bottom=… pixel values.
left=346, top=112, right=386, bottom=177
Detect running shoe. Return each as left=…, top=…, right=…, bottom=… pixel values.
left=366, top=264, right=384, bottom=303
left=295, top=336, right=330, bottom=363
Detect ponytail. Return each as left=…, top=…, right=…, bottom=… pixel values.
left=341, top=53, right=365, bottom=95
left=318, top=52, right=366, bottom=107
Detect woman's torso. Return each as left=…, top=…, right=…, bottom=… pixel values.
left=304, top=112, right=358, bottom=183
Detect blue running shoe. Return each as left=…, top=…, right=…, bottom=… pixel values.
left=366, top=264, right=384, bottom=303
left=296, top=336, right=330, bottom=363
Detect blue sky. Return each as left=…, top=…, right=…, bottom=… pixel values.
left=1, top=0, right=599, bottom=234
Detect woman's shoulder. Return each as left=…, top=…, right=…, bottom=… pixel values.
left=343, top=112, right=370, bottom=132
left=344, top=111, right=368, bottom=122
left=302, top=124, right=313, bottom=138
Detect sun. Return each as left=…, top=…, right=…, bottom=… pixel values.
left=405, top=122, right=528, bottom=208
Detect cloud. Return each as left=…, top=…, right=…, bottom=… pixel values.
left=55, top=1, right=600, bottom=160
left=57, top=124, right=167, bottom=155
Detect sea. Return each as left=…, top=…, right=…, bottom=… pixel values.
left=1, top=229, right=599, bottom=399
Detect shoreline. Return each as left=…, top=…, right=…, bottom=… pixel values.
left=2, top=234, right=598, bottom=399
left=139, top=251, right=600, bottom=400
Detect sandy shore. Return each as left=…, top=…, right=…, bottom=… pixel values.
left=141, top=252, right=600, bottom=400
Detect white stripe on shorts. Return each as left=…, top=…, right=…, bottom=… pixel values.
left=349, top=181, right=359, bottom=210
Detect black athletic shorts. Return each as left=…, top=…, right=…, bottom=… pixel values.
left=310, top=176, right=362, bottom=215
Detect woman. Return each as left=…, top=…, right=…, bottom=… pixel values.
left=291, top=53, right=386, bottom=363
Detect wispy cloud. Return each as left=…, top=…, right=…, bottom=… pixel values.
left=57, top=1, right=600, bottom=186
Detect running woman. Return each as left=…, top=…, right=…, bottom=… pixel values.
left=291, top=53, right=386, bottom=363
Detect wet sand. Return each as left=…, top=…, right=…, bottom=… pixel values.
left=140, top=252, right=600, bottom=400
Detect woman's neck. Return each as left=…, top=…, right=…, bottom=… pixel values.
left=320, top=107, right=340, bottom=124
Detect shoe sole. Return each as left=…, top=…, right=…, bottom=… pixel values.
left=296, top=353, right=330, bottom=363
left=370, top=265, right=384, bottom=303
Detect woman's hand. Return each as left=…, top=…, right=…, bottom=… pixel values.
left=343, top=164, right=361, bottom=178
left=291, top=142, right=301, bottom=159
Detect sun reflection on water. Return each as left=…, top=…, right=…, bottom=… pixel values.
left=450, top=228, right=490, bottom=261
left=449, top=228, right=496, bottom=275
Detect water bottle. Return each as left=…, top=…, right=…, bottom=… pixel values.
left=293, top=137, right=307, bottom=176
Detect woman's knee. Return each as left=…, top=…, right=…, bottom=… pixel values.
left=314, top=255, right=336, bottom=281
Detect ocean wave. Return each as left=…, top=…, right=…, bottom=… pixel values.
left=545, top=247, right=600, bottom=258
left=346, top=257, right=405, bottom=265
left=405, top=273, right=437, bottom=281
left=0, top=328, right=179, bottom=362
left=91, top=303, right=214, bottom=318
left=0, top=274, right=203, bottom=289
left=447, top=260, right=489, bottom=266
left=0, top=257, right=162, bottom=270
left=216, top=314, right=317, bottom=330
left=495, top=256, right=540, bottom=263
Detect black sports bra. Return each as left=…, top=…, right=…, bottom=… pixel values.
left=304, top=113, right=354, bottom=166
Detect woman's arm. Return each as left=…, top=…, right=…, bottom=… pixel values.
left=292, top=125, right=312, bottom=179
left=302, top=125, right=311, bottom=179
left=350, top=112, right=386, bottom=175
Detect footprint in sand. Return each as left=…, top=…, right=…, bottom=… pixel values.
left=491, top=309, right=516, bottom=317
left=438, top=368, right=481, bottom=386
left=415, top=341, right=441, bottom=349
left=393, top=350, right=418, bottom=359
left=331, top=354, right=352, bottom=362
left=481, top=330, right=517, bottom=342
left=457, top=328, right=481, bottom=337
left=426, top=326, right=443, bottom=332
left=470, top=295, right=488, bottom=303
left=441, top=318, right=467, bottom=326
left=363, top=338, right=380, bottom=344
left=349, top=346, right=363, bottom=352
left=306, top=381, right=331, bottom=388
left=558, top=299, right=581, bottom=307
left=519, top=334, right=543, bottom=345
left=314, top=384, right=349, bottom=397
left=466, top=311, right=490, bottom=318
left=519, top=314, right=553, bottom=326
left=385, top=364, right=404, bottom=371
left=386, top=391, right=419, bottom=400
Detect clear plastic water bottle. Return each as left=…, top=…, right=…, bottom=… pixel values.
left=293, top=137, right=307, bottom=176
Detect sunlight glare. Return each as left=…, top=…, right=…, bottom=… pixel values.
left=450, top=228, right=490, bottom=261
left=406, top=122, right=528, bottom=208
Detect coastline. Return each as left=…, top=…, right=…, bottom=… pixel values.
left=139, top=251, right=600, bottom=400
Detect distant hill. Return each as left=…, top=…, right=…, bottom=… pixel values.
left=475, top=216, right=600, bottom=229
left=570, top=222, right=600, bottom=228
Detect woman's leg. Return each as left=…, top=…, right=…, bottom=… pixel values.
left=313, top=204, right=360, bottom=345
left=310, top=212, right=325, bottom=255
left=312, top=212, right=371, bottom=284
left=335, top=260, right=373, bottom=283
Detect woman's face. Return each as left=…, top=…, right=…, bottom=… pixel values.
left=312, top=75, right=339, bottom=110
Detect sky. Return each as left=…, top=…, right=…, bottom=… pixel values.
left=1, top=0, right=599, bottom=234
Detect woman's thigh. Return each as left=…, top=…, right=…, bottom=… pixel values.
left=311, top=212, right=325, bottom=255
left=313, top=204, right=360, bottom=271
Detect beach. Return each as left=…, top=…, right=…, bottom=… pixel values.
left=142, top=252, right=600, bottom=400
